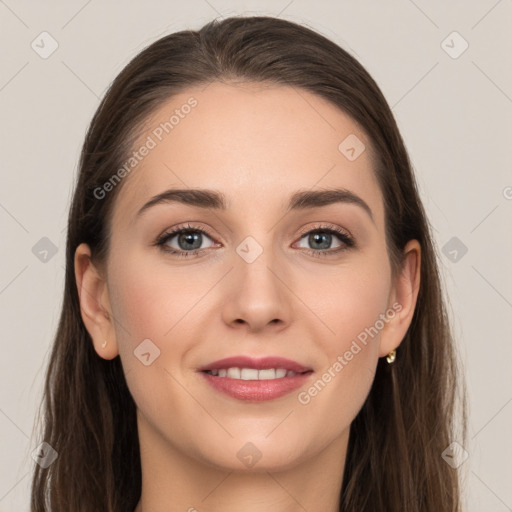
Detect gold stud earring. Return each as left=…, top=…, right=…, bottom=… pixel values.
left=101, top=338, right=108, bottom=349
left=386, top=349, right=396, bottom=364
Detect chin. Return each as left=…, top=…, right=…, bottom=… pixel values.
left=193, top=437, right=310, bottom=473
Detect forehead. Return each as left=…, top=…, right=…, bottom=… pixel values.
left=111, top=81, right=383, bottom=228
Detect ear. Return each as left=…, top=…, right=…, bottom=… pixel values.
left=74, top=243, right=119, bottom=360
left=378, top=239, right=421, bottom=358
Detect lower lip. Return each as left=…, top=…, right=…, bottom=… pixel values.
left=200, top=371, right=313, bottom=402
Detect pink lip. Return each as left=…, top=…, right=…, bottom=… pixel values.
left=200, top=371, right=313, bottom=402
left=197, top=355, right=314, bottom=402
left=197, top=355, right=312, bottom=373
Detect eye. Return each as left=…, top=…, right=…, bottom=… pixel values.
left=154, top=222, right=355, bottom=259
left=155, top=223, right=217, bottom=258
left=294, top=224, right=355, bottom=257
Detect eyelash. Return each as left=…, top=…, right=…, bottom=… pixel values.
left=154, top=222, right=356, bottom=259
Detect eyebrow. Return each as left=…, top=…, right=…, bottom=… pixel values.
left=136, top=187, right=375, bottom=224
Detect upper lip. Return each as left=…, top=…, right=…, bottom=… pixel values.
left=198, top=356, right=313, bottom=373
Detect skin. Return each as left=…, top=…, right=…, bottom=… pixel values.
left=75, top=81, right=420, bottom=512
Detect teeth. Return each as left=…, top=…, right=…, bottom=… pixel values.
left=241, top=368, right=259, bottom=380
left=257, top=369, right=275, bottom=380
left=227, top=367, right=240, bottom=379
left=205, top=367, right=301, bottom=380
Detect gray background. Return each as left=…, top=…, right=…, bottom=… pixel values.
left=1, top=1, right=511, bottom=510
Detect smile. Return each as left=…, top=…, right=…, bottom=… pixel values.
left=203, top=367, right=306, bottom=379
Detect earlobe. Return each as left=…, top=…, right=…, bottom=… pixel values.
left=74, top=243, right=119, bottom=360
left=378, top=239, right=421, bottom=358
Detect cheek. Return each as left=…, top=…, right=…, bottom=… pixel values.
left=295, top=259, right=391, bottom=443
left=106, top=254, right=189, bottom=413
left=314, top=253, right=392, bottom=394
left=332, top=270, right=390, bottom=345
left=109, top=269, right=162, bottom=342
left=108, top=251, right=201, bottom=343
left=320, top=251, right=392, bottom=345
left=106, top=251, right=218, bottom=390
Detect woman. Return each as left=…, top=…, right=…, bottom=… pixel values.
left=31, top=15, right=467, bottom=511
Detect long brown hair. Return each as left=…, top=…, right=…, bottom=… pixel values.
left=31, top=15, right=467, bottom=511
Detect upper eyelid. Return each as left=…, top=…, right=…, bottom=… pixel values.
left=297, top=223, right=352, bottom=238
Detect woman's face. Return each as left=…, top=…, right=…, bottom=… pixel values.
left=77, top=81, right=419, bottom=472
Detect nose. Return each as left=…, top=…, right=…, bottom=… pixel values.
left=221, top=245, right=292, bottom=333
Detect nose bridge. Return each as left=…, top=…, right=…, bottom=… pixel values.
left=221, top=231, right=291, bottom=330
left=235, top=233, right=281, bottom=296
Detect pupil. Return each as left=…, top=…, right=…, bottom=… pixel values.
left=179, top=232, right=201, bottom=250
left=310, top=232, right=330, bottom=250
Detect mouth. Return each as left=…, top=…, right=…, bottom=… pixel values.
left=198, top=355, right=313, bottom=374
left=197, top=355, right=314, bottom=401
left=202, top=367, right=312, bottom=379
